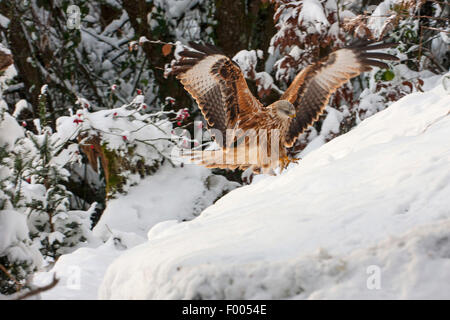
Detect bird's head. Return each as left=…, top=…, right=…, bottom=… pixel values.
left=272, top=100, right=296, bottom=120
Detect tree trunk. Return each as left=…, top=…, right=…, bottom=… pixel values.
left=214, top=0, right=275, bottom=57
left=122, top=0, right=193, bottom=110
left=2, top=3, right=43, bottom=117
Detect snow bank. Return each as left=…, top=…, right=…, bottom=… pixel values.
left=99, top=76, right=450, bottom=299
left=33, top=164, right=238, bottom=299
left=33, top=235, right=141, bottom=300
left=94, top=164, right=239, bottom=239
left=0, top=112, right=24, bottom=150
left=0, top=210, right=42, bottom=267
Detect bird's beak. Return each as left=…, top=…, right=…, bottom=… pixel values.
left=289, top=114, right=296, bottom=119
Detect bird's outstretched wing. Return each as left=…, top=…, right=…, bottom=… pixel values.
left=172, top=42, right=264, bottom=147
left=282, top=40, right=399, bottom=147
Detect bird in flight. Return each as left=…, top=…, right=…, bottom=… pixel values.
left=171, top=40, right=398, bottom=174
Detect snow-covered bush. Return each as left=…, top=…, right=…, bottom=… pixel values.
left=0, top=209, right=42, bottom=295
left=56, top=93, right=185, bottom=198
left=0, top=99, right=42, bottom=295
left=23, top=128, right=95, bottom=260
left=269, top=0, right=350, bottom=84
left=345, top=0, right=449, bottom=74
left=151, top=0, right=215, bottom=42
left=0, top=91, right=97, bottom=265
left=0, top=0, right=216, bottom=125
left=1, top=79, right=99, bottom=295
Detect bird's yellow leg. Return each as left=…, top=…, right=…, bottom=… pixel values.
left=286, top=157, right=301, bottom=165
left=278, top=156, right=301, bottom=173
left=278, top=156, right=288, bottom=173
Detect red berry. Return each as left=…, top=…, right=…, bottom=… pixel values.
left=177, top=121, right=182, bottom=126
left=73, top=119, right=83, bottom=124
left=113, top=112, right=118, bottom=117
left=142, top=104, right=147, bottom=109
left=90, top=145, right=94, bottom=150
left=26, top=178, right=31, bottom=183
left=122, top=136, right=128, bottom=141
left=22, top=121, right=27, bottom=127
left=137, top=89, right=142, bottom=95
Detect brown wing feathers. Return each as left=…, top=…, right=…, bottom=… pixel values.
left=171, top=43, right=234, bottom=145
left=171, top=42, right=261, bottom=147
left=172, top=40, right=398, bottom=152
left=171, top=42, right=223, bottom=77
left=284, top=40, right=399, bottom=147
left=352, top=40, right=399, bottom=69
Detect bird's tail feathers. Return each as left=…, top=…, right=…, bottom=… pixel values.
left=181, top=149, right=239, bottom=170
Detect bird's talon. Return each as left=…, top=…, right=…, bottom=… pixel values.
left=278, top=156, right=301, bottom=172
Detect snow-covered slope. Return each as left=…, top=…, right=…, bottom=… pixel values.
left=33, top=164, right=238, bottom=299
left=99, top=76, right=450, bottom=299
left=93, top=165, right=239, bottom=240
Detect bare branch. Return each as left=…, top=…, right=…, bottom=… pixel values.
left=16, top=274, right=59, bottom=300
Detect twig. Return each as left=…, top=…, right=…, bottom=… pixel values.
left=367, top=14, right=450, bottom=21
left=421, top=110, right=450, bottom=134
left=421, top=26, right=450, bottom=33
left=135, top=139, right=176, bottom=167
left=139, top=38, right=177, bottom=46
left=427, top=0, right=449, bottom=5
left=0, top=264, right=23, bottom=292
left=418, top=25, right=424, bottom=69
left=80, top=27, right=122, bottom=50
left=16, top=274, right=59, bottom=300
left=132, top=54, right=147, bottom=96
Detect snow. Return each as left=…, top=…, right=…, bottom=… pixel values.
left=367, top=0, right=395, bottom=38
left=33, top=238, right=136, bottom=300
left=0, top=210, right=42, bottom=267
left=0, top=112, right=24, bottom=150
left=299, top=0, right=329, bottom=30
left=320, top=106, right=342, bottom=137
left=94, top=164, right=239, bottom=240
left=154, top=0, right=201, bottom=20
left=289, top=45, right=302, bottom=60
left=55, top=102, right=175, bottom=170
left=232, top=50, right=281, bottom=95
left=12, top=99, right=30, bottom=118
left=0, top=43, right=11, bottom=55
left=32, top=163, right=238, bottom=299
left=233, top=50, right=258, bottom=78
left=0, top=14, right=9, bottom=29
left=98, top=75, right=450, bottom=299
